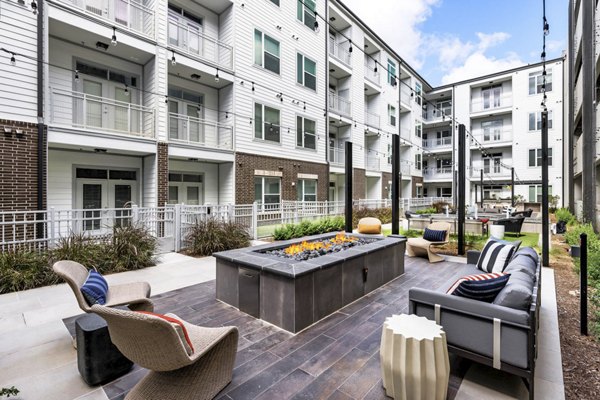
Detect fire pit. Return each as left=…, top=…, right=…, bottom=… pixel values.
left=214, top=233, right=406, bottom=333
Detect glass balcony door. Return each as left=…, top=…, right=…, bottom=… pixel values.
left=168, top=10, right=203, bottom=57
left=482, top=85, right=502, bottom=109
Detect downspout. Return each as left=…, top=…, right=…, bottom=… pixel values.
left=37, top=0, right=45, bottom=213
left=568, top=0, right=574, bottom=213
left=325, top=3, right=330, bottom=199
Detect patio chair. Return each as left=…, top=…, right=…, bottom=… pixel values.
left=493, top=215, right=526, bottom=236
left=91, top=305, right=238, bottom=400
left=53, top=260, right=154, bottom=313
left=511, top=208, right=533, bottom=218
left=406, top=222, right=451, bottom=263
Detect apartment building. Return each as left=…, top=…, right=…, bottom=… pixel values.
left=0, top=0, right=564, bottom=216
left=565, top=0, right=599, bottom=227
left=423, top=59, right=564, bottom=206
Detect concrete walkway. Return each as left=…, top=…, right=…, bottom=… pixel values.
left=0, top=250, right=564, bottom=400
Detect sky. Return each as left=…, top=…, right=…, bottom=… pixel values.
left=341, top=0, right=568, bottom=86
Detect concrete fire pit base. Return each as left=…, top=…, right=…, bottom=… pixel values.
left=214, top=234, right=406, bottom=333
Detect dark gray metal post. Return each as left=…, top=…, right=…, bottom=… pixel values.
left=511, top=167, right=515, bottom=207
left=582, top=0, right=597, bottom=230
left=567, top=0, right=575, bottom=213
left=480, top=169, right=484, bottom=209
left=458, top=124, right=466, bottom=255
left=580, top=233, right=588, bottom=336
left=391, top=134, right=400, bottom=234
left=542, top=111, right=549, bottom=267
left=345, top=141, right=353, bottom=233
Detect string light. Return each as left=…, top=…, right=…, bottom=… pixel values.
left=31, top=0, right=37, bottom=15
left=10, top=53, right=16, bottom=66
left=111, top=27, right=118, bottom=46
left=313, top=11, right=319, bottom=31
left=251, top=82, right=255, bottom=92
left=124, top=85, right=129, bottom=96
left=74, top=70, right=79, bottom=82
left=215, top=68, right=220, bottom=82
left=171, top=50, right=176, bottom=66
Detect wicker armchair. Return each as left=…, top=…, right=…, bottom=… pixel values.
left=91, top=305, right=239, bottom=400
left=53, top=260, right=153, bottom=313
left=406, top=222, right=451, bottom=263
left=511, top=209, right=533, bottom=218
left=493, top=216, right=526, bottom=236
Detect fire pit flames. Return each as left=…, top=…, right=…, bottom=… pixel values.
left=267, top=232, right=374, bottom=261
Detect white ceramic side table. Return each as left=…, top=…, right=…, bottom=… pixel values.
left=380, top=314, right=450, bottom=400
left=489, top=224, right=505, bottom=240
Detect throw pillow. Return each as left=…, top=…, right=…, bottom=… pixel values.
left=476, top=239, right=518, bottom=273
left=423, top=228, right=446, bottom=242
left=488, top=236, right=522, bottom=253
left=493, top=282, right=533, bottom=310
left=138, top=311, right=194, bottom=355
left=80, top=270, right=109, bottom=306
left=448, top=272, right=510, bottom=302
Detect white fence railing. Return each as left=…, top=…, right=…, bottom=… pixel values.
left=364, top=60, right=380, bottom=85
left=169, top=113, right=233, bottom=150
left=470, top=94, right=513, bottom=113
left=366, top=110, right=380, bottom=128
left=329, top=147, right=345, bottom=166
left=329, top=38, right=352, bottom=67
left=0, top=199, right=448, bottom=250
left=59, top=0, right=155, bottom=38
left=329, top=93, right=351, bottom=116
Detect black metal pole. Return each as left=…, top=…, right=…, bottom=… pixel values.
left=458, top=124, right=466, bottom=255
left=36, top=1, right=46, bottom=240
left=511, top=167, right=515, bottom=208
left=345, top=141, right=353, bottom=233
left=480, top=169, right=484, bottom=209
left=581, top=233, right=588, bottom=335
left=542, top=111, right=549, bottom=267
left=391, top=135, right=400, bottom=234
left=582, top=0, right=596, bottom=230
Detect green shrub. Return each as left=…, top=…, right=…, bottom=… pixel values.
left=352, top=207, right=392, bottom=227
left=0, top=249, right=55, bottom=294
left=103, top=224, right=157, bottom=273
left=49, top=232, right=107, bottom=271
left=273, top=217, right=344, bottom=240
left=564, top=223, right=600, bottom=251
left=186, top=219, right=250, bottom=256
left=414, top=207, right=437, bottom=215
left=400, top=229, right=422, bottom=238
left=555, top=208, right=576, bottom=225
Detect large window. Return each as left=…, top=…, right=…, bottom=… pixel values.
left=529, top=69, right=552, bottom=94
left=254, top=103, right=280, bottom=142
left=296, top=116, right=316, bottom=149
left=168, top=173, right=203, bottom=205
left=387, top=143, right=392, bottom=165
left=481, top=119, right=503, bottom=141
left=415, top=120, right=422, bottom=138
left=437, top=187, right=452, bottom=198
left=255, top=176, right=281, bottom=205
left=528, top=110, right=553, bottom=131
left=387, top=59, right=396, bottom=86
left=297, top=53, right=317, bottom=90
left=528, top=148, right=553, bottom=167
left=415, top=82, right=422, bottom=105
left=415, top=153, right=422, bottom=170
left=297, top=0, right=316, bottom=29
left=254, top=29, right=280, bottom=74
left=297, top=179, right=317, bottom=201
left=529, top=185, right=552, bottom=202
left=388, top=105, right=396, bottom=126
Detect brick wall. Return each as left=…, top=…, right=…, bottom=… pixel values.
left=0, top=120, right=46, bottom=211
left=353, top=168, right=366, bottom=200
left=157, top=142, right=169, bottom=207
left=235, top=153, right=329, bottom=204
left=381, top=172, right=392, bottom=199
left=412, top=176, right=423, bottom=197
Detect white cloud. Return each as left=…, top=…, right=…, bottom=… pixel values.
left=341, top=0, right=440, bottom=69
left=440, top=52, right=523, bottom=85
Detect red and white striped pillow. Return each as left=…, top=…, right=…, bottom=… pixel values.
left=446, top=272, right=508, bottom=294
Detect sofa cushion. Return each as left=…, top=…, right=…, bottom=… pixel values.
left=514, top=247, right=539, bottom=264
left=505, top=248, right=539, bottom=280
left=449, top=272, right=510, bottom=302
left=477, top=239, right=518, bottom=273
left=493, top=279, right=533, bottom=310
left=423, top=228, right=446, bottom=242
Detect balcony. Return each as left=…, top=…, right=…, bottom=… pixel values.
left=470, top=165, right=511, bottom=179
left=365, top=109, right=380, bottom=129
left=470, top=94, right=512, bottom=114
left=400, top=127, right=411, bottom=144
left=329, top=147, right=345, bottom=167
left=49, top=88, right=154, bottom=138
left=168, top=113, right=232, bottom=150
left=329, top=93, right=351, bottom=116
left=574, top=2, right=582, bottom=61
left=423, top=109, right=452, bottom=124
left=329, top=39, right=352, bottom=68
left=168, top=19, right=233, bottom=70
left=57, top=0, right=155, bottom=38
left=423, top=166, right=453, bottom=180
left=423, top=136, right=452, bottom=150
left=364, top=60, right=380, bottom=86
left=365, top=154, right=380, bottom=171
left=470, top=129, right=513, bottom=147
left=400, top=163, right=411, bottom=176
left=574, top=74, right=583, bottom=116
left=400, top=85, right=412, bottom=109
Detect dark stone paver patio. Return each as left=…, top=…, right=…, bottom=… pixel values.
left=64, top=256, right=477, bottom=400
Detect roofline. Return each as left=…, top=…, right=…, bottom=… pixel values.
left=430, top=56, right=565, bottom=91
left=332, top=0, right=434, bottom=90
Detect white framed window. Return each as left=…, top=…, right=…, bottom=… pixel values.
left=254, top=29, right=280, bottom=74
left=296, top=116, right=316, bottom=149
left=481, top=119, right=503, bottom=141
left=388, top=104, right=396, bottom=126
left=297, top=53, right=317, bottom=90
left=254, top=103, right=280, bottom=142
left=415, top=82, right=422, bottom=105
left=416, top=185, right=423, bottom=198
left=297, top=0, right=316, bottom=29
left=437, top=187, right=452, bottom=197
left=255, top=176, right=281, bottom=205
left=297, top=179, right=317, bottom=201
left=415, top=153, right=422, bottom=170
left=528, top=148, right=553, bottom=167
left=529, top=69, right=552, bottom=95
left=387, top=143, right=392, bottom=165
left=387, top=59, right=396, bottom=86
left=528, top=110, right=553, bottom=131
left=529, top=185, right=552, bottom=202
left=168, top=173, right=203, bottom=205
left=415, top=120, right=422, bottom=138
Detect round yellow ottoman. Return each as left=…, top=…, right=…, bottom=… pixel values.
left=357, top=217, right=382, bottom=234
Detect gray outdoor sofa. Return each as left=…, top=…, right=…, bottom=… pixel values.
left=409, top=247, right=541, bottom=400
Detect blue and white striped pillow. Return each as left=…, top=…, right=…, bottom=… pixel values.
left=476, top=240, right=517, bottom=273
left=80, top=270, right=109, bottom=305
left=449, top=272, right=510, bottom=302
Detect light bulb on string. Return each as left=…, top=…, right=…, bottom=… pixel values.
left=215, top=69, right=220, bottom=82
left=171, top=51, right=176, bottom=66
left=31, top=1, right=38, bottom=15
left=10, top=53, right=16, bottom=66
left=111, top=27, right=118, bottom=46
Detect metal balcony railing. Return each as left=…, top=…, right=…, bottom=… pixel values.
left=423, top=109, right=452, bottom=123
left=400, top=163, right=411, bottom=175
left=365, top=109, right=380, bottom=128
left=470, top=129, right=513, bottom=145
left=328, top=38, right=352, bottom=67
left=59, top=0, right=155, bottom=38
left=470, top=166, right=510, bottom=178
left=168, top=19, right=233, bottom=70
left=329, top=147, right=345, bottom=166
left=364, top=60, right=380, bottom=85
left=423, top=137, right=452, bottom=149
left=329, top=93, right=351, bottom=116
left=50, top=88, right=154, bottom=138
left=168, top=113, right=232, bottom=150
left=423, top=167, right=453, bottom=179
left=470, top=94, right=513, bottom=113
left=400, top=85, right=412, bottom=104
left=365, top=154, right=380, bottom=171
